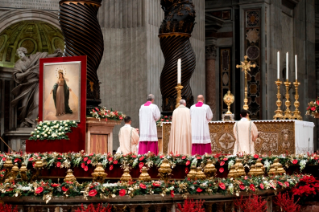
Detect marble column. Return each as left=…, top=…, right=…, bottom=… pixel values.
left=206, top=45, right=217, bottom=120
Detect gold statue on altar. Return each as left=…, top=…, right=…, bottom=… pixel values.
left=236, top=55, right=256, bottom=110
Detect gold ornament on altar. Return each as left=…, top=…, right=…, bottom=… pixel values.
left=158, top=158, right=172, bottom=183
left=91, top=162, right=107, bottom=183
left=139, top=166, right=151, bottom=182
left=187, top=165, right=197, bottom=180
left=268, top=158, right=286, bottom=175
left=195, top=167, right=206, bottom=180
left=19, top=164, right=28, bottom=181
left=11, top=163, right=19, bottom=179
left=228, top=159, right=246, bottom=178
left=175, top=83, right=184, bottom=108
left=283, top=80, right=293, bottom=120
left=30, top=158, right=44, bottom=182
left=4, top=157, right=13, bottom=171
left=64, top=169, right=77, bottom=182
left=204, top=159, right=217, bottom=178
left=273, top=80, right=284, bottom=120
left=236, top=55, right=256, bottom=110
left=248, top=160, right=265, bottom=176
left=292, top=80, right=302, bottom=120
left=120, top=167, right=132, bottom=182
left=223, top=91, right=234, bottom=115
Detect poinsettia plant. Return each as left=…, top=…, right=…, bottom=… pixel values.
left=0, top=204, right=18, bottom=212
left=273, top=192, right=300, bottom=212
left=89, top=107, right=125, bottom=121
left=156, top=115, right=172, bottom=127
left=234, top=194, right=267, bottom=212
left=292, top=175, right=319, bottom=204
left=75, top=204, right=112, bottom=212
left=28, top=120, right=77, bottom=141
left=306, top=98, right=319, bottom=117
left=177, top=199, right=205, bottom=212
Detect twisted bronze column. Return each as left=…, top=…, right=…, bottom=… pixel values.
left=59, top=0, right=104, bottom=108
left=159, top=0, right=196, bottom=113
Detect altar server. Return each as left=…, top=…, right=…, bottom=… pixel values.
left=138, top=94, right=161, bottom=155
left=233, top=110, right=259, bottom=155
left=118, top=116, right=139, bottom=154
left=168, top=99, right=192, bottom=155
left=190, top=95, right=213, bottom=155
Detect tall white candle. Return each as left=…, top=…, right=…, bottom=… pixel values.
left=177, top=58, right=181, bottom=84
left=295, top=55, right=298, bottom=80
left=277, top=51, right=280, bottom=79
left=286, top=52, right=289, bottom=80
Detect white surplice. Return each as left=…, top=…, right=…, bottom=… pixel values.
left=118, top=124, right=139, bottom=154
left=190, top=103, right=213, bottom=144
left=139, top=103, right=161, bottom=141
left=233, top=118, right=259, bottom=155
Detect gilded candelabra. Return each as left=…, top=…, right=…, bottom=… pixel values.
left=175, top=83, right=184, bottom=108
left=283, top=80, right=292, bottom=120
left=292, top=80, right=302, bottom=120
left=273, top=80, right=283, bottom=120
left=236, top=55, right=256, bottom=110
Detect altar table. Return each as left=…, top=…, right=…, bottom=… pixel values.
left=162, top=120, right=315, bottom=155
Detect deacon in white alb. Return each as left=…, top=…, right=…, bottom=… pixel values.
left=233, top=110, right=259, bottom=155
left=138, top=94, right=161, bottom=155
left=190, top=95, right=213, bottom=155
left=118, top=116, right=139, bottom=154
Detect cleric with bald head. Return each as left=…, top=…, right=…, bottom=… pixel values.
left=138, top=94, right=161, bottom=155
left=190, top=95, right=213, bottom=155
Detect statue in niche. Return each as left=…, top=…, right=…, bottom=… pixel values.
left=11, top=47, right=63, bottom=127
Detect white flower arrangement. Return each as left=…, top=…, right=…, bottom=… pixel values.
left=29, top=120, right=77, bottom=141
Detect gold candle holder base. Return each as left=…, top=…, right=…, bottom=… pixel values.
left=273, top=80, right=283, bottom=120
left=175, top=83, right=184, bottom=108
left=292, top=80, right=302, bottom=120
left=283, top=80, right=292, bottom=120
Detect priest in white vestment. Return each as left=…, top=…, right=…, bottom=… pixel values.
left=190, top=95, right=213, bottom=155
left=233, top=110, right=259, bottom=155
left=138, top=94, right=161, bottom=155
left=118, top=116, right=139, bottom=154
left=168, top=99, right=192, bottom=155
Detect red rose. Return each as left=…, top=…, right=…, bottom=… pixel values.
left=56, top=162, right=61, bottom=168
left=35, top=187, right=44, bottom=194
left=285, top=182, right=289, bottom=187
left=119, top=189, right=126, bottom=196
left=254, top=154, right=259, bottom=159
left=109, top=165, right=113, bottom=170
left=219, top=183, right=226, bottom=190
left=171, top=190, right=175, bottom=198
left=182, top=156, right=186, bottom=160
left=317, top=100, right=319, bottom=105
left=6, top=188, right=13, bottom=192
left=223, top=158, right=228, bottom=161
left=139, top=162, right=144, bottom=169
left=250, top=184, right=255, bottom=192
left=293, top=159, right=298, bottom=165
left=51, top=183, right=59, bottom=187
left=57, top=157, right=62, bottom=160
left=220, top=161, right=225, bottom=166
left=132, top=155, right=137, bottom=158
left=14, top=158, right=20, bottom=163
left=2, top=158, right=6, bottom=161
left=278, top=181, right=283, bottom=186
left=175, top=154, right=180, bottom=157
left=139, top=156, right=145, bottom=161
left=153, top=182, right=161, bottom=187
left=84, top=157, right=88, bottom=162
left=197, top=156, right=201, bottom=160
left=108, top=157, right=113, bottom=162
left=196, top=188, right=203, bottom=193
left=88, top=189, right=98, bottom=197
left=186, top=161, right=190, bottom=166
left=29, top=158, right=33, bottom=161
left=311, top=107, right=316, bottom=111
left=140, top=183, right=146, bottom=189
left=84, top=166, right=88, bottom=171
left=62, top=186, right=68, bottom=192
left=260, top=183, right=264, bottom=190
left=244, top=176, right=248, bottom=180
left=119, top=116, right=123, bottom=120
left=161, top=119, right=164, bottom=121
left=239, top=184, right=245, bottom=190
left=32, top=162, right=35, bottom=168
left=160, top=155, right=164, bottom=159
left=113, top=160, right=118, bottom=164
left=219, top=167, right=224, bottom=173
left=185, top=168, right=189, bottom=174
left=87, top=160, right=91, bottom=165
left=81, top=163, right=85, bottom=168
left=95, top=107, right=99, bottom=111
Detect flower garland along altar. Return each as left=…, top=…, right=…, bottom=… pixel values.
left=89, top=107, right=125, bottom=121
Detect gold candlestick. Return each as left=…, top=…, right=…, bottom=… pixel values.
left=175, top=83, right=184, bottom=108
left=236, top=55, right=256, bottom=110
left=273, top=80, right=283, bottom=120
left=292, top=80, right=302, bottom=120
left=283, top=80, right=292, bottom=120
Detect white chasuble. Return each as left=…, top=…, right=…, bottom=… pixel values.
left=233, top=118, right=259, bottom=155
left=119, top=124, right=139, bottom=154
left=190, top=103, right=213, bottom=144
left=139, top=103, right=161, bottom=142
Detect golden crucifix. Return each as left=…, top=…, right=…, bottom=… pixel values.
left=236, top=55, right=256, bottom=110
